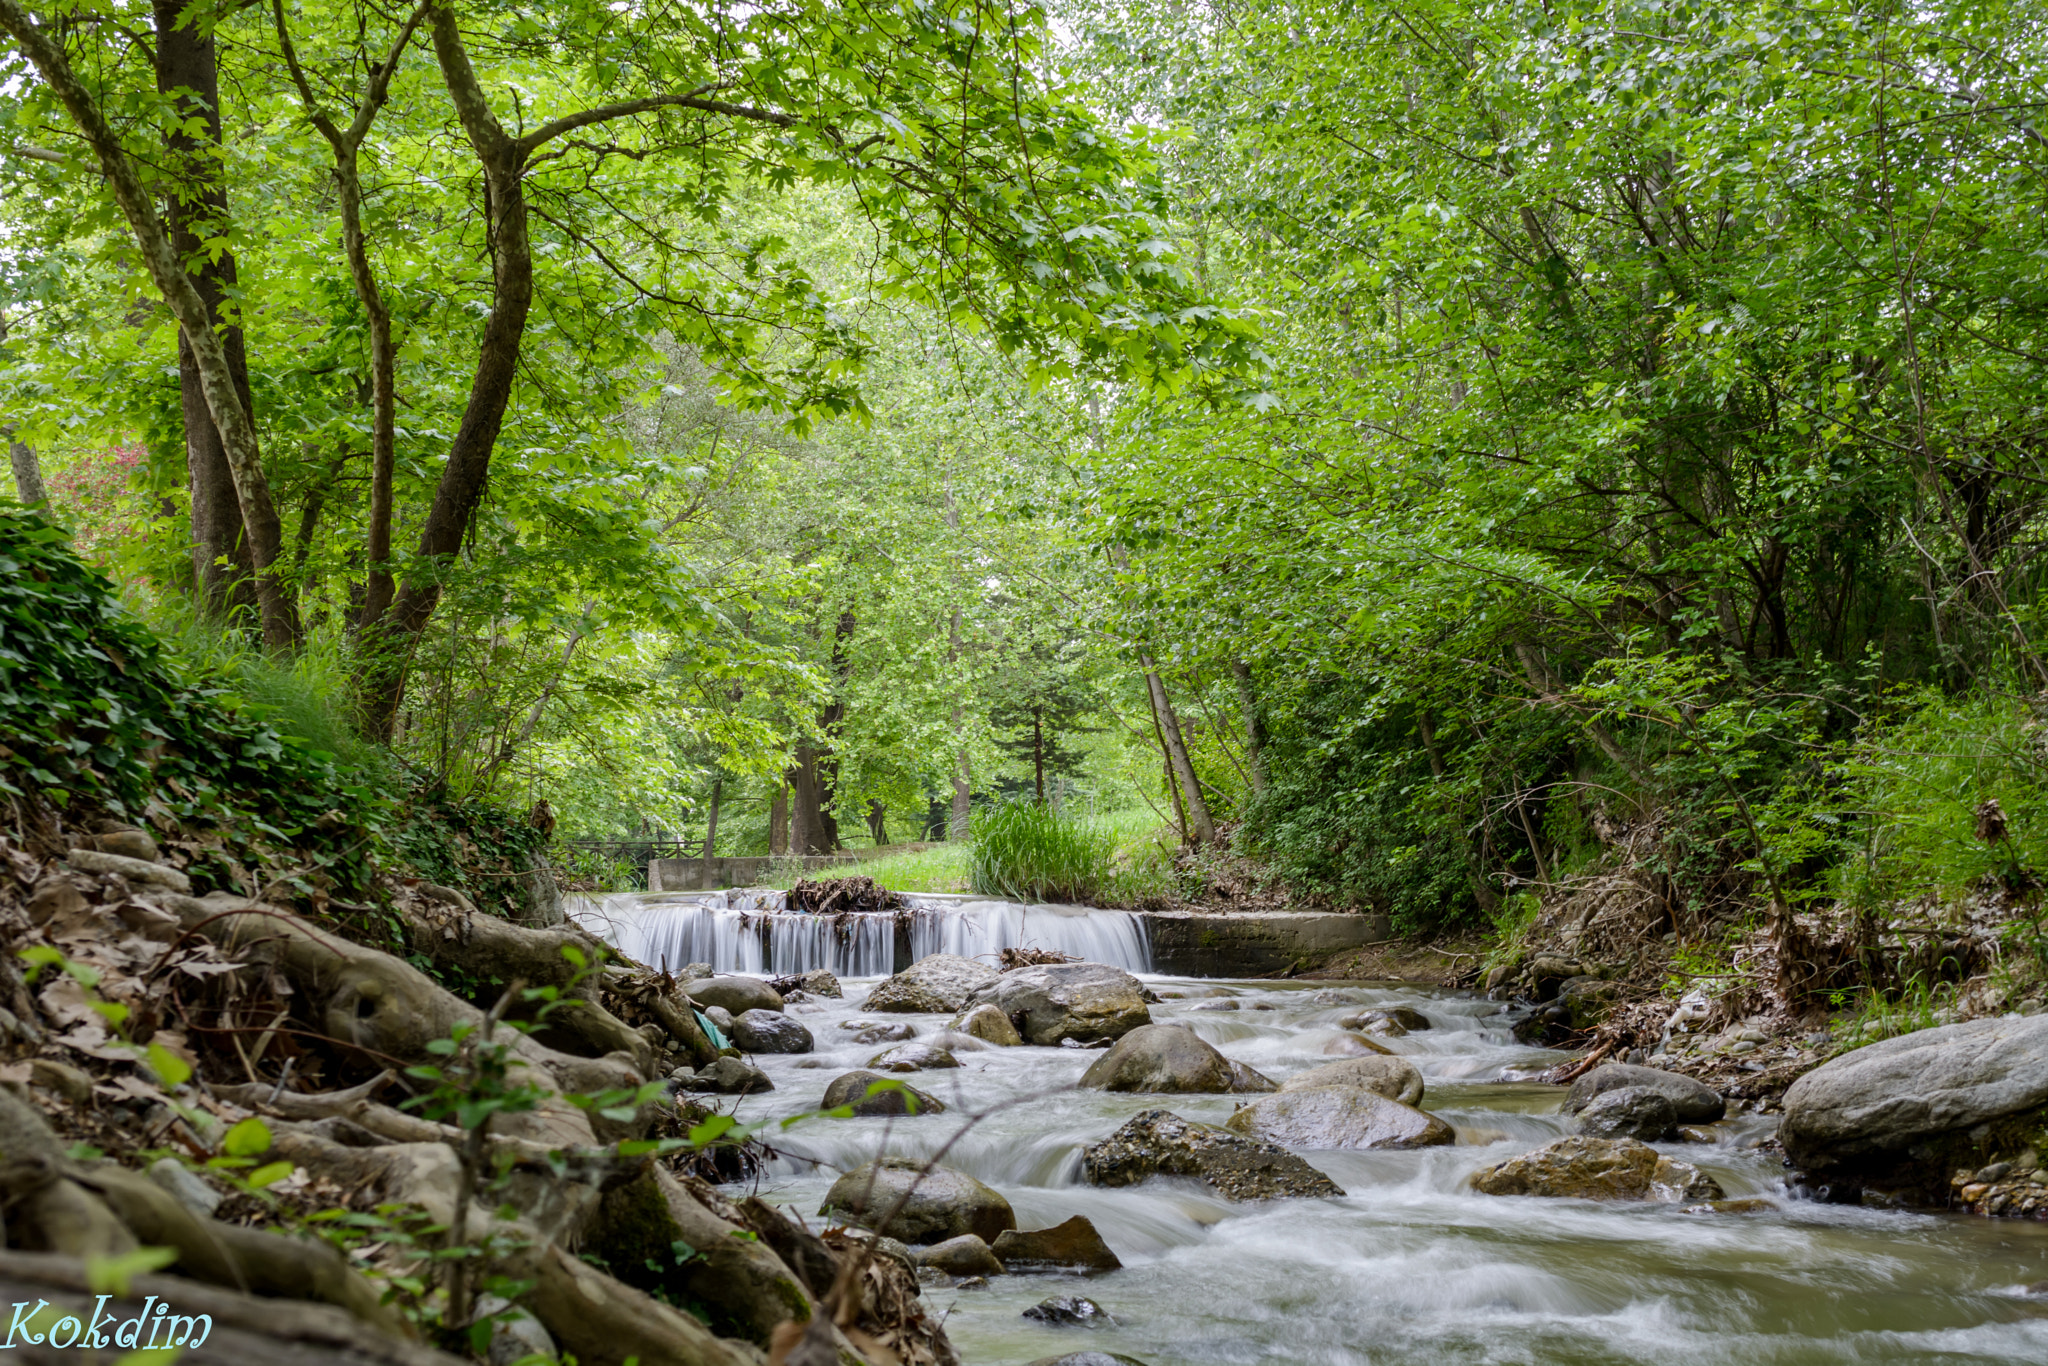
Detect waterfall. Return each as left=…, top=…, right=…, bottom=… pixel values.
left=567, top=890, right=1151, bottom=976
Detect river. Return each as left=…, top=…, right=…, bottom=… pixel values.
left=722, top=974, right=2048, bottom=1365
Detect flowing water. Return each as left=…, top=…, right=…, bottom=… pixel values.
left=721, top=976, right=2048, bottom=1365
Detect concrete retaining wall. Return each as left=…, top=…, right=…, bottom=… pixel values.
left=1142, top=910, right=1393, bottom=977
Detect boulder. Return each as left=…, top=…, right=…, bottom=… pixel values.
left=1340, top=1006, right=1431, bottom=1032
left=1078, top=1024, right=1274, bottom=1094
left=990, top=1216, right=1122, bottom=1274
left=675, top=1055, right=772, bottom=1094
left=1022, top=1296, right=1114, bottom=1326
left=968, top=963, right=1151, bottom=1045
left=1780, top=1015, right=2048, bottom=1175
left=869, top=1043, right=961, bottom=1072
left=1565, top=1063, right=1726, bottom=1124
left=821, top=1070, right=945, bottom=1116
left=952, top=1002, right=1025, bottom=1046
left=1572, top=1085, right=1677, bottom=1141
left=850, top=1021, right=918, bottom=1045
left=1277, top=1057, right=1424, bottom=1107
left=791, top=969, right=843, bottom=998
left=865, top=954, right=1001, bottom=1013
left=1321, top=1032, right=1393, bottom=1057
left=1189, top=999, right=1239, bottom=1012
left=732, top=1009, right=813, bottom=1054
left=703, top=1005, right=737, bottom=1033
left=1555, top=976, right=1623, bottom=1029
left=913, top=1233, right=1004, bottom=1277
left=687, top=976, right=785, bottom=1015
left=1082, top=1109, right=1345, bottom=1201
left=821, top=1157, right=1017, bottom=1245
left=1471, top=1136, right=1724, bottom=1202
left=1224, top=1087, right=1454, bottom=1150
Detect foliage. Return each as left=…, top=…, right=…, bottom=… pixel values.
left=969, top=798, right=1119, bottom=904
left=0, top=503, right=388, bottom=892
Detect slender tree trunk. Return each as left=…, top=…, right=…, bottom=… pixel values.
left=0, top=0, right=295, bottom=647
left=363, top=4, right=536, bottom=737
left=866, top=799, right=886, bottom=845
left=768, top=782, right=789, bottom=856
left=1142, top=654, right=1215, bottom=844
left=152, top=0, right=265, bottom=621
left=6, top=429, right=44, bottom=506
left=269, top=1, right=420, bottom=640
left=1232, top=659, right=1267, bottom=794
left=701, top=775, right=721, bottom=882
left=1031, top=708, right=1046, bottom=805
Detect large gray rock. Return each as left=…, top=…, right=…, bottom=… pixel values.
left=865, top=954, right=1001, bottom=1013
left=952, top=1001, right=1025, bottom=1046
left=1078, top=1024, right=1274, bottom=1094
left=1224, top=1087, right=1454, bottom=1150
left=1082, top=1109, right=1345, bottom=1201
left=1781, top=1015, right=2048, bottom=1171
left=1472, top=1135, right=1723, bottom=1202
left=968, top=963, right=1151, bottom=1045
left=731, top=1008, right=813, bottom=1054
left=687, top=976, right=785, bottom=1015
left=1278, top=1057, right=1425, bottom=1107
left=1573, top=1085, right=1677, bottom=1141
left=1565, top=1063, right=1725, bottom=1123
left=821, top=1157, right=1017, bottom=1245
left=675, top=1055, right=772, bottom=1094
left=1340, top=1006, right=1431, bottom=1033
left=821, top=1069, right=945, bottom=1116
left=869, top=1043, right=961, bottom=1072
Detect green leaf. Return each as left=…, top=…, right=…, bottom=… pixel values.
left=145, top=1043, right=191, bottom=1089
left=222, top=1116, right=273, bottom=1158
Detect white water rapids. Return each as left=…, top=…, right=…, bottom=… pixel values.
left=725, top=975, right=2048, bottom=1365
left=568, top=890, right=1151, bottom=976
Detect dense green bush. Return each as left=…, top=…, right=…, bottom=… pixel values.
left=0, top=505, right=389, bottom=893
left=970, top=799, right=1117, bottom=903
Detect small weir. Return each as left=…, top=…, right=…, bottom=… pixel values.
left=567, top=889, right=1151, bottom=976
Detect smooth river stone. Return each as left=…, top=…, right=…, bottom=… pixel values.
left=951, top=1002, right=1025, bottom=1046
left=869, top=1043, right=961, bottom=1072
left=1079, top=1023, right=1275, bottom=1094
left=1225, top=1087, right=1454, bottom=1149
left=821, top=1069, right=945, bottom=1116
left=1565, top=1062, right=1725, bottom=1124
left=865, top=954, right=1001, bottom=1013
left=967, top=962, right=1151, bottom=1045
left=1277, top=1056, right=1425, bottom=1107
left=685, top=975, right=785, bottom=1015
left=822, top=1157, right=1017, bottom=1245
left=1082, top=1109, right=1345, bottom=1201
left=991, top=1215, right=1122, bottom=1273
left=1471, top=1135, right=1723, bottom=1202
left=1321, top=1031, right=1394, bottom=1057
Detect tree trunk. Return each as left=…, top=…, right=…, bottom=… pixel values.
left=1512, top=641, right=1647, bottom=786
left=363, top=5, right=537, bottom=737
left=1031, top=707, right=1045, bottom=804
left=1141, top=654, right=1216, bottom=844
left=0, top=0, right=296, bottom=648
left=701, top=774, right=721, bottom=881
left=865, top=799, right=886, bottom=845
left=787, top=746, right=836, bottom=855
left=6, top=429, right=44, bottom=506
left=1232, top=659, right=1267, bottom=794
left=152, top=0, right=265, bottom=620
left=769, top=781, right=790, bottom=856
left=944, top=492, right=972, bottom=838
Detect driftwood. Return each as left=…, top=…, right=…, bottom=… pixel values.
left=525, top=1244, right=763, bottom=1366
left=0, top=1248, right=465, bottom=1366
left=788, top=876, right=900, bottom=915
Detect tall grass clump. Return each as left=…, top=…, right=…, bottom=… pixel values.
left=970, top=799, right=1117, bottom=904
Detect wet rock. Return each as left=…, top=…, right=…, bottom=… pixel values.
left=925, top=1029, right=992, bottom=1053
left=1565, top=1063, right=1726, bottom=1124
left=1022, top=1296, right=1114, bottom=1327
left=1572, top=1085, right=1678, bottom=1141
left=1082, top=1109, right=1345, bottom=1201
left=821, top=1069, right=946, bottom=1116
left=1555, top=976, right=1623, bottom=1030
left=991, top=1216, right=1122, bottom=1274
left=1340, top=1006, right=1431, bottom=1032
left=703, top=1005, right=736, bottom=1034
left=866, top=954, right=1002, bottom=1013
left=1781, top=1015, right=2048, bottom=1178
left=791, top=968, right=843, bottom=998
left=1189, top=999, right=1239, bottom=1012
left=732, top=1008, right=813, bottom=1054
left=1680, top=1198, right=1774, bottom=1214
left=957, top=1276, right=990, bottom=1290
left=1078, top=1023, right=1275, bottom=1094
left=914, top=1233, right=1005, bottom=1277
left=952, top=1002, right=1025, bottom=1045
left=968, top=963, right=1151, bottom=1045
left=869, top=1043, right=962, bottom=1072
left=686, top=975, right=785, bottom=1015
left=1321, top=1032, right=1394, bottom=1057
left=1022, top=1355, right=1150, bottom=1366
left=1277, top=1056, right=1425, bottom=1107
left=1224, top=1087, right=1454, bottom=1150
left=822, top=1157, right=1018, bottom=1244
left=833, top=1226, right=920, bottom=1278
left=850, top=1020, right=918, bottom=1044
left=1471, top=1135, right=1724, bottom=1202
left=675, top=1055, right=773, bottom=1094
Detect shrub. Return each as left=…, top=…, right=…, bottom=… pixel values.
left=969, top=799, right=1117, bottom=904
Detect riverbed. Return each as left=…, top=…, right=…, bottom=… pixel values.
left=718, top=974, right=2048, bottom=1365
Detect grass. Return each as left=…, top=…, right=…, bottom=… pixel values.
left=970, top=799, right=1118, bottom=903
left=848, top=805, right=1177, bottom=902
left=852, top=843, right=973, bottom=893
